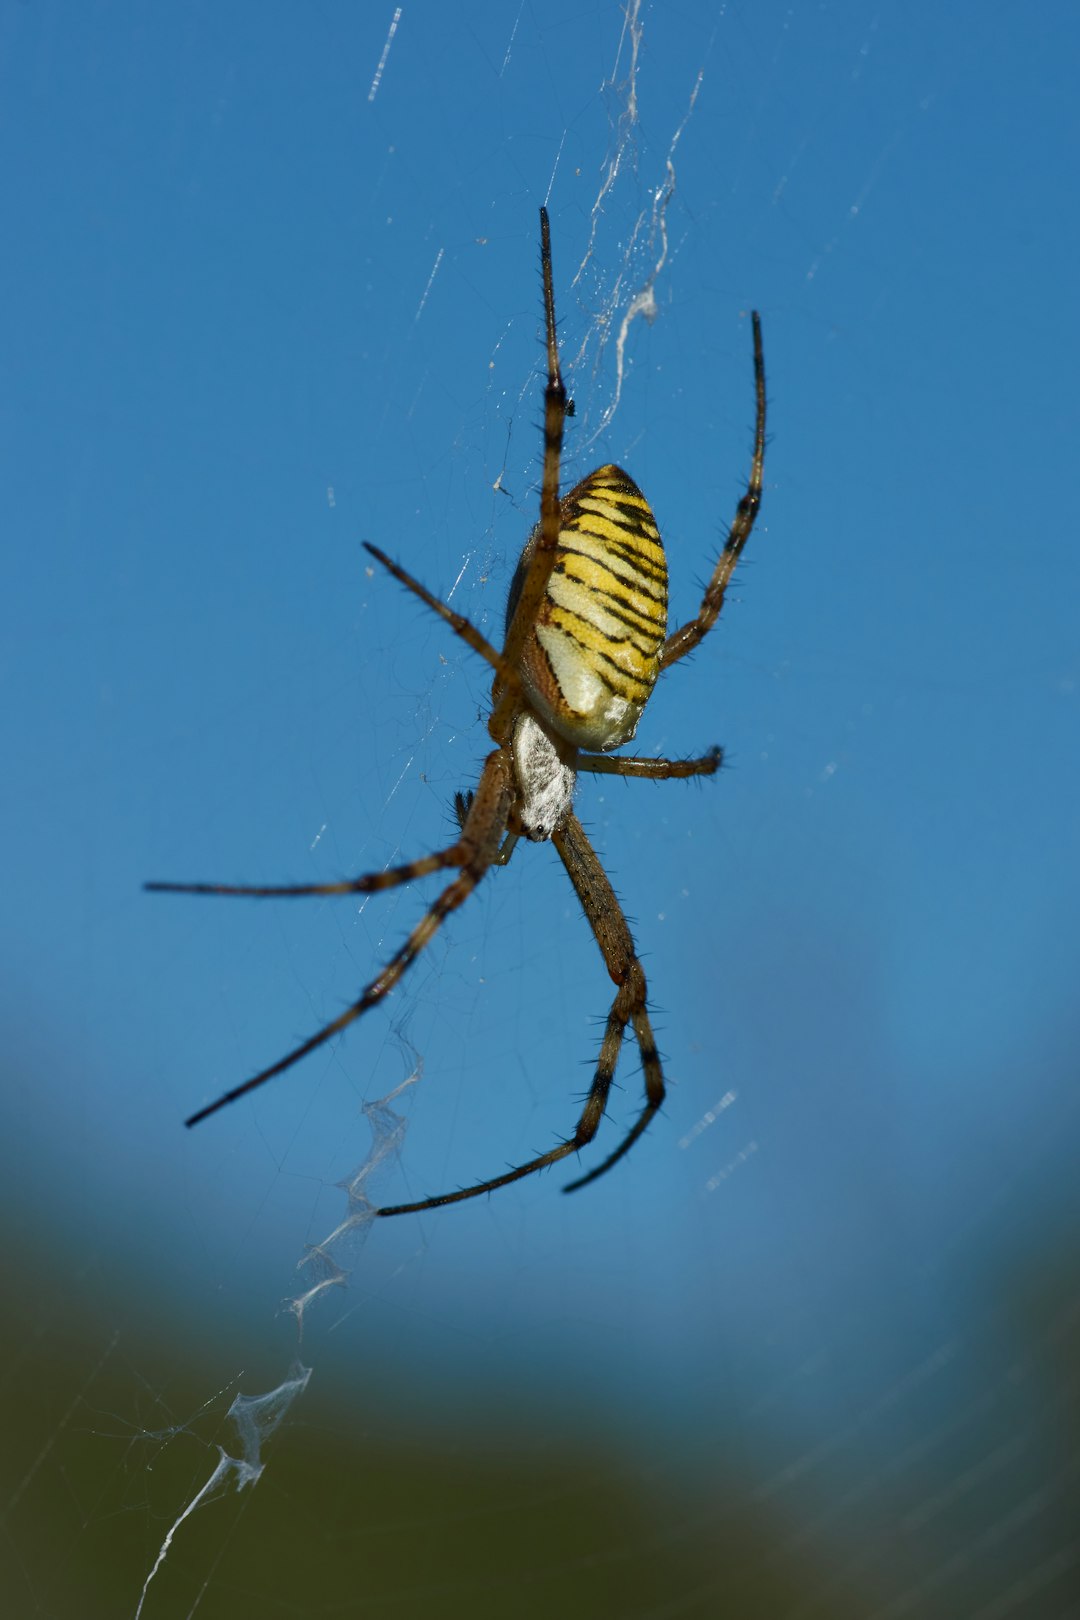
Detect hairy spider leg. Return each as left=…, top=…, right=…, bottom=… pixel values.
left=578, top=746, right=724, bottom=782
left=489, top=205, right=567, bottom=744
left=660, top=312, right=766, bottom=671
left=180, top=749, right=514, bottom=1127
left=554, top=810, right=665, bottom=1192
left=373, top=809, right=661, bottom=1215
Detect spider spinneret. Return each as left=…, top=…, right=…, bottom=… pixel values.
left=147, top=207, right=766, bottom=1217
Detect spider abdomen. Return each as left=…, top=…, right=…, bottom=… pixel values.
left=511, top=464, right=668, bottom=752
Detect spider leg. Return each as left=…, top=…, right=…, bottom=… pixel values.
left=375, top=960, right=643, bottom=1216
left=375, top=808, right=661, bottom=1216
left=490, top=206, right=567, bottom=743
left=552, top=811, right=664, bottom=1193
left=453, top=788, right=518, bottom=864
left=578, top=746, right=723, bottom=782
left=362, top=543, right=506, bottom=677
left=369, top=206, right=570, bottom=752
left=660, top=312, right=765, bottom=672
left=145, top=845, right=470, bottom=900
left=183, top=750, right=513, bottom=1127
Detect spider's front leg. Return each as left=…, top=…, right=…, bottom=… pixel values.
left=551, top=810, right=664, bottom=1192
left=152, top=749, right=515, bottom=1128
left=373, top=798, right=660, bottom=1217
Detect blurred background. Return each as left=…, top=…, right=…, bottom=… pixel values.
left=2, top=2, right=1079, bottom=1615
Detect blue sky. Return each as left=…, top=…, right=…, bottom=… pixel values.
left=3, top=2, right=1079, bottom=1612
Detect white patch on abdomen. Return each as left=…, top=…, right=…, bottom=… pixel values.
left=511, top=712, right=577, bottom=841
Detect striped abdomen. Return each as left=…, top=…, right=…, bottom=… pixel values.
left=508, top=464, right=668, bottom=751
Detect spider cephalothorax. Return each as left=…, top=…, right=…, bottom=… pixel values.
left=147, top=208, right=765, bottom=1216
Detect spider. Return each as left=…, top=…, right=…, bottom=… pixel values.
left=147, top=207, right=765, bottom=1217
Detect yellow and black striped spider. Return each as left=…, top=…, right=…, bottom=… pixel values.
left=148, top=209, right=765, bottom=1217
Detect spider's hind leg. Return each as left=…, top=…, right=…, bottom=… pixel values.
left=659, top=311, right=766, bottom=672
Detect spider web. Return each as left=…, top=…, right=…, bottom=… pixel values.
left=3, top=3, right=1080, bottom=1617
